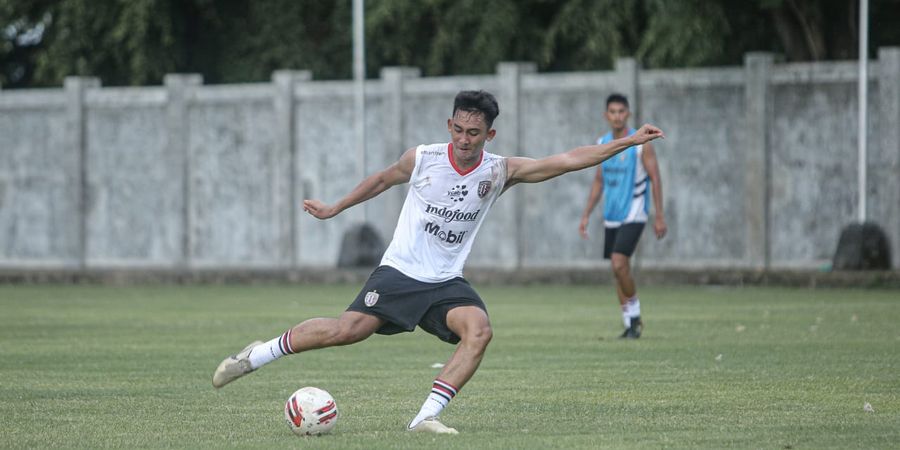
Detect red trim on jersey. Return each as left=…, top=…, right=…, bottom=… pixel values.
left=447, top=143, right=483, bottom=176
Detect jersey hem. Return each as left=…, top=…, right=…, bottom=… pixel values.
left=604, top=219, right=648, bottom=228
left=379, top=261, right=461, bottom=284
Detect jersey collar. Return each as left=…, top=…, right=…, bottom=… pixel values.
left=447, top=143, right=484, bottom=176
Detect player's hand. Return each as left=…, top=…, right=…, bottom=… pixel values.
left=579, top=216, right=590, bottom=240
left=633, top=124, right=664, bottom=145
left=654, top=216, right=667, bottom=239
left=303, top=199, right=338, bottom=220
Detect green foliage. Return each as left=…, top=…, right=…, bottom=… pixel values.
left=0, top=0, right=355, bottom=86
left=199, top=1, right=352, bottom=83
left=1, top=284, right=898, bottom=448
left=423, top=0, right=523, bottom=75
left=366, top=0, right=550, bottom=76
left=2, top=0, right=900, bottom=87
left=541, top=0, right=637, bottom=71
left=638, top=0, right=729, bottom=67
left=34, top=0, right=179, bottom=86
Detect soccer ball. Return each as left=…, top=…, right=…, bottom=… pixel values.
left=284, top=387, right=339, bottom=436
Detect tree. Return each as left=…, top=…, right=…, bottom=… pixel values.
left=1, top=0, right=54, bottom=87
left=2, top=0, right=899, bottom=88
left=0, top=0, right=353, bottom=86
left=1, top=0, right=182, bottom=87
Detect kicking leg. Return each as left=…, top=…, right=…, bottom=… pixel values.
left=288, top=311, right=385, bottom=352
left=213, top=311, right=383, bottom=388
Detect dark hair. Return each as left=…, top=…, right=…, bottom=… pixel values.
left=452, top=90, right=500, bottom=128
left=606, top=93, right=629, bottom=109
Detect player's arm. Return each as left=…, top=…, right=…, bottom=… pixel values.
left=641, top=141, right=667, bottom=239
left=505, top=124, right=664, bottom=188
left=303, top=147, right=416, bottom=220
left=578, top=167, right=604, bottom=240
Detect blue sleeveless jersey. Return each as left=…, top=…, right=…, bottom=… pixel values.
left=598, top=128, right=647, bottom=222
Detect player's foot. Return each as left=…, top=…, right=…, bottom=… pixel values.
left=619, top=317, right=643, bottom=339
left=630, top=316, right=643, bottom=338
left=407, top=417, right=459, bottom=435
left=212, top=341, right=263, bottom=388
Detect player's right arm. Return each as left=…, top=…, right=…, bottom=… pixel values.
left=578, top=167, right=604, bottom=240
left=303, top=147, right=417, bottom=220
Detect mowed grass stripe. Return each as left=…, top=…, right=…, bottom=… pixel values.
left=0, top=284, right=897, bottom=449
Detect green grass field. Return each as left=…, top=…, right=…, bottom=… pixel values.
left=1, top=283, right=897, bottom=449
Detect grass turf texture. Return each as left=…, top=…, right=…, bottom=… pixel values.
left=1, top=284, right=897, bottom=449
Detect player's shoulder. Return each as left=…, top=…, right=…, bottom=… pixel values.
left=482, top=149, right=505, bottom=163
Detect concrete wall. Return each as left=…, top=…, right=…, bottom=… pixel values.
left=0, top=89, right=72, bottom=264
left=1, top=49, right=898, bottom=271
left=637, top=68, right=747, bottom=268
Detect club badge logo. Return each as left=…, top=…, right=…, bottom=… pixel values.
left=478, top=180, right=491, bottom=198
left=364, top=290, right=379, bottom=307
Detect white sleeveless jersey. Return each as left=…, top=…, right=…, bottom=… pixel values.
left=381, top=143, right=507, bottom=282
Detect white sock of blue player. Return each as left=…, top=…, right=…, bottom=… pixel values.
left=248, top=329, right=295, bottom=369
left=628, top=297, right=641, bottom=320
left=409, top=378, right=458, bottom=428
left=622, top=297, right=641, bottom=328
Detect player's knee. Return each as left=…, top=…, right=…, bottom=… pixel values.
left=463, top=324, right=493, bottom=350
left=328, top=313, right=379, bottom=345
left=611, top=255, right=630, bottom=276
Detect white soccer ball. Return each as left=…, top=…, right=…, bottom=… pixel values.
left=284, top=387, right=339, bottom=436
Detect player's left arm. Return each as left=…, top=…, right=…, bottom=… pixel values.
left=641, top=141, right=667, bottom=239
left=505, top=124, right=664, bottom=189
left=303, top=147, right=416, bottom=220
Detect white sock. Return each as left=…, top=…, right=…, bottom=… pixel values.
left=248, top=329, right=295, bottom=370
left=621, top=305, right=631, bottom=328
left=409, top=379, right=458, bottom=428
left=627, top=298, right=641, bottom=318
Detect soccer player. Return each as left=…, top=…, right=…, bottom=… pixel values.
left=578, top=93, right=667, bottom=339
left=213, top=90, right=664, bottom=433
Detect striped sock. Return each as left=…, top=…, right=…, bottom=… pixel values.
left=409, top=379, right=459, bottom=428
left=248, top=329, right=295, bottom=370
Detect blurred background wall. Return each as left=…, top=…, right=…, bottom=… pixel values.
left=2, top=50, right=898, bottom=271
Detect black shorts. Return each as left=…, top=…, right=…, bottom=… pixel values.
left=603, top=222, right=645, bottom=259
left=346, top=265, right=487, bottom=344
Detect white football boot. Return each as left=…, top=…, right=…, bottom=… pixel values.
left=212, top=341, right=263, bottom=388
left=407, top=417, right=459, bottom=435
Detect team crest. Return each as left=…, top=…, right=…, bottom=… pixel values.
left=477, top=180, right=491, bottom=198
left=364, top=290, right=379, bottom=307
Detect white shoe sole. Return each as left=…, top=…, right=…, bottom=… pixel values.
left=407, top=418, right=459, bottom=435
